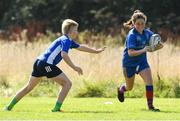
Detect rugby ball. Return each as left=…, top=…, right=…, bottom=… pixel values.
left=149, top=34, right=161, bottom=49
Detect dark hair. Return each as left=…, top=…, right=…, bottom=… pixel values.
left=123, top=10, right=147, bottom=29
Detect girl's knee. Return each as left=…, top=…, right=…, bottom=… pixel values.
left=126, top=86, right=133, bottom=91
left=61, top=79, right=72, bottom=88
left=66, top=80, right=72, bottom=88
left=146, top=80, right=153, bottom=85
left=25, top=84, right=34, bottom=92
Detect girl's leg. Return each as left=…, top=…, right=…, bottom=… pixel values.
left=139, top=68, right=160, bottom=111
left=118, top=68, right=135, bottom=102
left=50, top=73, right=72, bottom=112
left=5, top=76, right=41, bottom=110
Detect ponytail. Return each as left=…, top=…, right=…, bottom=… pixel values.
left=123, top=19, right=133, bottom=29
left=123, top=10, right=147, bottom=29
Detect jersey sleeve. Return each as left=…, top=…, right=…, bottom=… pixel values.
left=126, top=34, right=136, bottom=49
left=70, top=40, right=80, bottom=49
left=147, top=29, right=154, bottom=37
left=148, top=29, right=154, bottom=37
left=61, top=39, right=71, bottom=53
left=146, top=29, right=154, bottom=45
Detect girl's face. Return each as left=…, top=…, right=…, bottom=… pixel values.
left=134, top=18, right=145, bottom=33
left=69, top=26, right=78, bottom=39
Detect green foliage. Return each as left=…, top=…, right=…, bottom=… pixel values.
left=171, top=78, right=180, bottom=98
left=0, top=76, right=12, bottom=97
left=1, top=77, right=179, bottom=98
left=125, top=83, right=145, bottom=98
left=154, top=78, right=180, bottom=98
left=74, top=78, right=180, bottom=98
left=0, top=74, right=179, bottom=98
left=75, top=79, right=117, bottom=98
left=0, top=76, right=10, bottom=89
left=174, top=83, right=180, bottom=98
left=0, top=0, right=180, bottom=33
left=154, top=79, right=172, bottom=98
left=29, top=78, right=58, bottom=97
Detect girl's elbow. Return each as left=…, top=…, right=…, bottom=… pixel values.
left=128, top=51, right=134, bottom=57
left=61, top=51, right=67, bottom=58
left=128, top=53, right=134, bottom=57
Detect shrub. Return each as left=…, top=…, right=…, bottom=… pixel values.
left=74, top=79, right=117, bottom=98
left=29, top=78, right=58, bottom=97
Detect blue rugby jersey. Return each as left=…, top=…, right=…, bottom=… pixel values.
left=37, top=35, right=80, bottom=65
left=122, top=28, right=153, bottom=67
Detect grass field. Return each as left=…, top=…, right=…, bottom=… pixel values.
left=0, top=97, right=180, bottom=120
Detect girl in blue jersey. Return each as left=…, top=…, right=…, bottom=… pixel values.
left=117, top=10, right=163, bottom=111
left=4, top=19, right=106, bottom=112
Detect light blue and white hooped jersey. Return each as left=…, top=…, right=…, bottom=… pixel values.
left=37, top=35, right=80, bottom=65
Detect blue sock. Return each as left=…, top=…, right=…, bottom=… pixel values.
left=146, top=85, right=153, bottom=109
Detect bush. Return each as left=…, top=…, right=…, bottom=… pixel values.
left=172, top=78, right=180, bottom=98
left=0, top=76, right=10, bottom=88
left=154, top=79, right=172, bottom=97
left=74, top=78, right=180, bottom=98
left=0, top=75, right=13, bottom=97
left=125, top=83, right=145, bottom=98
left=154, top=78, right=180, bottom=98
left=29, top=78, right=58, bottom=97
left=74, top=79, right=117, bottom=98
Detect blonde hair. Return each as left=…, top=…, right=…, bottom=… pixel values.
left=61, top=19, right=79, bottom=34
left=123, top=10, right=147, bottom=29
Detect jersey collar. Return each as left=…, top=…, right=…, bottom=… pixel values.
left=133, top=27, right=145, bottom=35
left=64, top=34, right=72, bottom=41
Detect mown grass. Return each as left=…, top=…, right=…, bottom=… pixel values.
left=0, top=97, right=180, bottom=120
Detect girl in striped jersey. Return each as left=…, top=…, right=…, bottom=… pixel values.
left=4, top=19, right=106, bottom=112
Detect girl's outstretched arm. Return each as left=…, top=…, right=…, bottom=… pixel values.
left=76, top=44, right=106, bottom=53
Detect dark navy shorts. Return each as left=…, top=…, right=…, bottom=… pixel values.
left=123, top=61, right=150, bottom=78
left=31, top=59, right=62, bottom=78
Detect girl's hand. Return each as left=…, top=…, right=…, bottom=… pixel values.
left=96, top=46, right=107, bottom=53
left=144, top=42, right=164, bottom=52
left=73, top=66, right=83, bottom=75
left=144, top=46, right=154, bottom=52
left=154, top=42, right=164, bottom=51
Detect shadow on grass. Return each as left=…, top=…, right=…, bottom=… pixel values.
left=63, top=110, right=115, bottom=113
left=158, top=110, right=180, bottom=113
left=141, top=109, right=179, bottom=113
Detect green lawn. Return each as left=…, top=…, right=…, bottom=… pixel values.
left=0, top=97, right=180, bottom=120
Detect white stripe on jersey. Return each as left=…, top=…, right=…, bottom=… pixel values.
left=136, top=65, right=140, bottom=72
left=47, top=46, right=61, bottom=64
